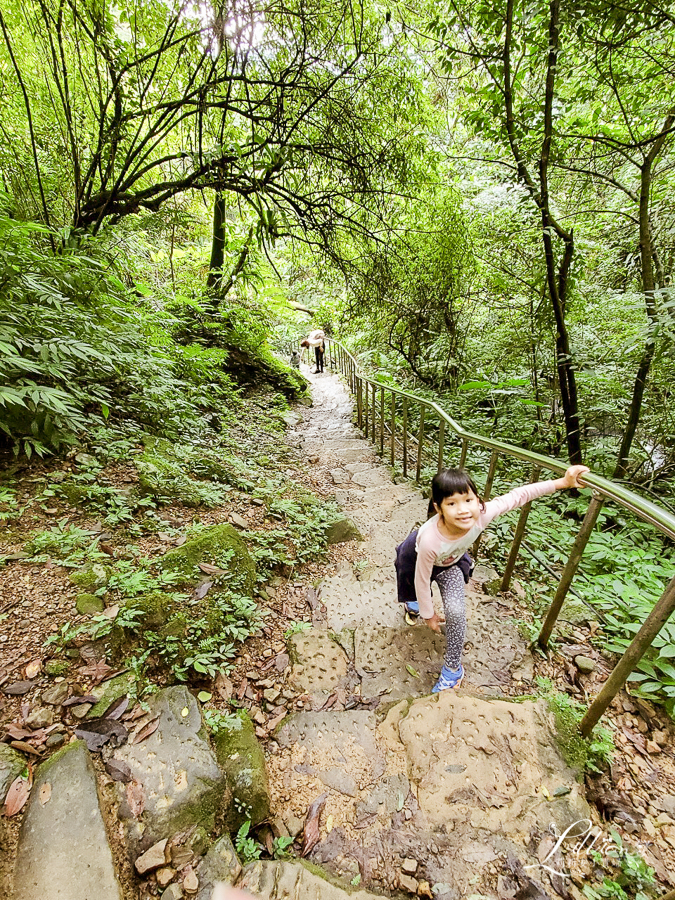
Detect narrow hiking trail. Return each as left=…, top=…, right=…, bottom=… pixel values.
left=260, top=366, right=593, bottom=899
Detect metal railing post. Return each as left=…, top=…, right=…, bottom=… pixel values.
left=437, top=419, right=445, bottom=473
left=371, top=384, right=376, bottom=447
left=402, top=397, right=408, bottom=479
left=538, top=494, right=605, bottom=649
left=380, top=387, right=385, bottom=455
left=390, top=393, right=396, bottom=466
left=472, top=450, right=499, bottom=558
left=459, top=438, right=468, bottom=469
left=415, top=405, right=426, bottom=482
left=357, top=377, right=363, bottom=428
left=500, top=466, right=541, bottom=592
left=580, top=573, right=675, bottom=736
left=364, top=380, right=369, bottom=438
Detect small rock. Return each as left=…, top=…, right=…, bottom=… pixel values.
left=472, top=564, right=499, bottom=583
left=400, top=874, right=418, bottom=894
left=402, top=859, right=418, bottom=876
left=643, top=818, right=656, bottom=837
left=44, top=660, right=70, bottom=677
left=3, top=681, right=33, bottom=696
left=255, top=727, right=266, bottom=738
left=283, top=814, right=304, bottom=838
left=263, top=688, right=281, bottom=704
left=182, top=867, right=199, bottom=893
left=325, top=516, right=362, bottom=544
left=46, top=733, right=66, bottom=748
left=653, top=730, right=668, bottom=747
left=230, top=513, right=248, bottom=530
left=418, top=881, right=433, bottom=899
left=70, top=703, right=92, bottom=719
left=252, top=499, right=264, bottom=506
left=262, top=649, right=273, bottom=659
left=157, top=867, right=176, bottom=887
left=646, top=740, right=661, bottom=755
left=655, top=813, right=674, bottom=827
left=330, top=469, right=350, bottom=484
left=251, top=709, right=266, bottom=725
left=26, top=706, right=54, bottom=729
left=135, top=839, right=169, bottom=875
left=258, top=679, right=274, bottom=689
left=162, top=886, right=184, bottom=900
left=659, top=796, right=675, bottom=816
left=41, top=682, right=69, bottom=706
left=246, top=670, right=261, bottom=681
left=574, top=655, right=596, bottom=674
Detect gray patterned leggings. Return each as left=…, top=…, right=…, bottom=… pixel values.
left=435, top=566, right=466, bottom=670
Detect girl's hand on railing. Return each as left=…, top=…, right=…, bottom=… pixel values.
left=557, top=465, right=590, bottom=489
left=423, top=611, right=444, bottom=632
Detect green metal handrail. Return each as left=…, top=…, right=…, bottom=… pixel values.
left=326, top=338, right=675, bottom=736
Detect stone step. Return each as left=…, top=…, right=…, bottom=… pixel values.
left=14, top=740, right=123, bottom=900
left=239, top=860, right=387, bottom=900
left=267, top=692, right=590, bottom=897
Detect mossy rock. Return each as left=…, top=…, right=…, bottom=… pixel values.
left=560, top=599, right=592, bottom=626
left=69, top=563, right=110, bottom=591
left=76, top=593, right=105, bottom=615
left=44, top=660, right=70, bottom=677
left=324, top=517, right=363, bottom=545
left=88, top=672, right=136, bottom=718
left=159, top=524, right=256, bottom=589
left=0, top=744, right=27, bottom=804
left=212, top=713, right=271, bottom=829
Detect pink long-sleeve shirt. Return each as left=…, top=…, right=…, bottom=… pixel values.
left=414, top=480, right=558, bottom=618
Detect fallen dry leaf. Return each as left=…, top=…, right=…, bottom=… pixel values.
left=133, top=716, right=160, bottom=744
left=197, top=562, right=225, bottom=576
left=194, top=580, right=213, bottom=600
left=3, top=777, right=30, bottom=816
left=77, top=661, right=113, bottom=683
left=301, top=793, right=327, bottom=857
left=10, top=740, right=42, bottom=756
left=102, top=695, right=129, bottom=720
left=25, top=660, right=42, bottom=680
left=126, top=778, right=146, bottom=818
left=38, top=783, right=51, bottom=806
left=105, top=759, right=132, bottom=783
left=3, top=681, right=33, bottom=696
left=5, top=723, right=33, bottom=740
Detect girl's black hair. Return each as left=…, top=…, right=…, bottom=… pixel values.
left=427, top=468, right=485, bottom=518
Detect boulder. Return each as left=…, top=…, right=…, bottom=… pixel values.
left=195, top=834, right=242, bottom=899
left=13, top=741, right=123, bottom=900
left=324, top=517, right=363, bottom=545
left=212, top=712, right=270, bottom=829
left=110, top=686, right=229, bottom=852
left=158, top=524, right=256, bottom=589
left=0, top=744, right=26, bottom=804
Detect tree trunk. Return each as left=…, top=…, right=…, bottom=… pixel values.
left=613, top=110, right=674, bottom=479
left=207, top=192, right=226, bottom=290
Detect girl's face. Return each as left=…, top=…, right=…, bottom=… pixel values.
left=434, top=490, right=481, bottom=535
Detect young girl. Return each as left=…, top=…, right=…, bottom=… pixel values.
left=395, top=464, right=589, bottom=692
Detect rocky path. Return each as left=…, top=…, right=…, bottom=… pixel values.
left=265, top=368, right=590, bottom=899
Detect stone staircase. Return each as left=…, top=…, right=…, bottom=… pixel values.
left=9, top=366, right=590, bottom=900
left=264, top=369, right=589, bottom=899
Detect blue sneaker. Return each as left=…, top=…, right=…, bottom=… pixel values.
left=404, top=601, right=419, bottom=625
left=432, top=664, right=464, bottom=693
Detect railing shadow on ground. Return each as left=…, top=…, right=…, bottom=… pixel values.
left=326, top=338, right=675, bottom=736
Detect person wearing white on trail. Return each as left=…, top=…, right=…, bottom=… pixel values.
left=400, top=464, right=589, bottom=692
left=306, top=329, right=325, bottom=373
